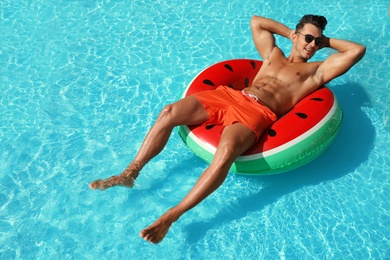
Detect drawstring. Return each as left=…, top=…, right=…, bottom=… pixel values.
left=242, top=89, right=259, bottom=102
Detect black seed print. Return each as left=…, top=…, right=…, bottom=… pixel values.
left=245, top=78, right=249, bottom=88
left=228, top=84, right=234, bottom=89
left=310, top=98, right=323, bottom=101
left=205, top=125, right=215, bottom=130
left=296, top=113, right=308, bottom=119
left=268, top=129, right=276, bottom=137
left=203, top=79, right=215, bottom=86
left=250, top=61, right=256, bottom=69
left=224, top=64, right=233, bottom=72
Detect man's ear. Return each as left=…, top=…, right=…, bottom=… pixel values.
left=291, top=31, right=297, bottom=43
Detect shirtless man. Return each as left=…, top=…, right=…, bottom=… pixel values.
left=90, top=15, right=365, bottom=244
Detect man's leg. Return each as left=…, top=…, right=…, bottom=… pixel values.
left=90, top=96, right=210, bottom=190
left=139, top=123, right=257, bottom=244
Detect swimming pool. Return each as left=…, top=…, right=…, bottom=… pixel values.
left=1, top=0, right=389, bottom=259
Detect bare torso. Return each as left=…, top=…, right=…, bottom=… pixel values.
left=244, top=47, right=323, bottom=117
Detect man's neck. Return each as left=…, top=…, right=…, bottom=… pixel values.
left=287, top=56, right=307, bottom=63
left=288, top=53, right=308, bottom=63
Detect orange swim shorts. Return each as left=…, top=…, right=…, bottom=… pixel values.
left=191, top=85, right=278, bottom=140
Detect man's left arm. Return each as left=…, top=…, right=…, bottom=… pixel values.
left=315, top=36, right=366, bottom=85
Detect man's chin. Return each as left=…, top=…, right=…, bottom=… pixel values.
left=303, top=48, right=315, bottom=58
left=304, top=52, right=314, bottom=61
left=301, top=55, right=310, bottom=62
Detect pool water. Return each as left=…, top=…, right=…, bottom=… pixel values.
left=1, top=0, right=389, bottom=259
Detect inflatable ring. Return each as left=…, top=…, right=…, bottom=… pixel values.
left=178, top=59, right=343, bottom=175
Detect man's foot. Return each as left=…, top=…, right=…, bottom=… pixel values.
left=89, top=161, right=144, bottom=191
left=139, top=214, right=174, bottom=244
left=89, top=175, right=135, bottom=190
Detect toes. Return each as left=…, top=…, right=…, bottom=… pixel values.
left=140, top=229, right=150, bottom=240
left=140, top=229, right=163, bottom=244
left=89, top=180, right=108, bottom=190
left=140, top=230, right=155, bottom=243
left=89, top=180, right=100, bottom=189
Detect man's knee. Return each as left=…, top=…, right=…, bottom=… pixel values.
left=157, top=97, right=208, bottom=126
left=215, top=143, right=242, bottom=164
left=157, top=104, right=178, bottom=126
left=217, top=125, right=257, bottom=161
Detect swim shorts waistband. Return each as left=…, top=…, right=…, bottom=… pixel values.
left=241, top=89, right=274, bottom=113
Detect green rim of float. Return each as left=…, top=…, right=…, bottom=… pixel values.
left=178, top=59, right=343, bottom=175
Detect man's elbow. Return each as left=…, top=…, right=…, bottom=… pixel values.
left=359, top=45, right=366, bottom=58
left=348, top=44, right=366, bottom=63
left=250, top=15, right=264, bottom=29
left=355, top=45, right=366, bottom=61
left=250, top=15, right=259, bottom=28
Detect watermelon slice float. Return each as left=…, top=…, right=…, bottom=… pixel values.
left=178, top=59, right=343, bottom=175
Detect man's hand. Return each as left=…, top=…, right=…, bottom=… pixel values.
left=319, top=35, right=330, bottom=50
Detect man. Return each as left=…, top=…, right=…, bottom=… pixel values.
left=90, top=15, right=365, bottom=244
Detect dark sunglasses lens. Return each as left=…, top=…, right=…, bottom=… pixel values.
left=304, top=35, right=314, bottom=43
left=305, top=35, right=321, bottom=46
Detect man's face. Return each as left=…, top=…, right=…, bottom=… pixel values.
left=293, top=24, right=323, bottom=61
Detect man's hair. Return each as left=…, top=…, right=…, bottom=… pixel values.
left=295, top=15, right=327, bottom=32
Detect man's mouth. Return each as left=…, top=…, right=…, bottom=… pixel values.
left=304, top=47, right=314, bottom=54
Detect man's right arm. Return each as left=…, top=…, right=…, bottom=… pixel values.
left=251, top=16, right=293, bottom=61
left=315, top=36, right=366, bottom=85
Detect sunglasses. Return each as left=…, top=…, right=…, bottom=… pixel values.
left=296, top=32, right=322, bottom=46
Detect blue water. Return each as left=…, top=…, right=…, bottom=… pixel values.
left=1, top=0, right=389, bottom=259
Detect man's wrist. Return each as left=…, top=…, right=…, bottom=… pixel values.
left=321, top=35, right=330, bottom=48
